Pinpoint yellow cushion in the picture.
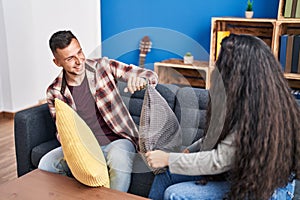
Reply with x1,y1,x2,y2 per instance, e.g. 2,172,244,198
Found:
55,98,109,188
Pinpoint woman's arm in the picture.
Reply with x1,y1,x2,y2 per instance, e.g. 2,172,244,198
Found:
146,132,236,176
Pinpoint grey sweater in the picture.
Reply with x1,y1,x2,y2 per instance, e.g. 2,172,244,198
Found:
169,132,236,175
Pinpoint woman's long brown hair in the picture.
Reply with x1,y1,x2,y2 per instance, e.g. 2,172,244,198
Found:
207,34,300,199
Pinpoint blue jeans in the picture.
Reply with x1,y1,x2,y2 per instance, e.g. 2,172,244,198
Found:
149,170,295,200
148,170,229,200
270,179,295,200
38,139,135,192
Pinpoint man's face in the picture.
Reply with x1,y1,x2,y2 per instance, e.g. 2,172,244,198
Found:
53,38,86,76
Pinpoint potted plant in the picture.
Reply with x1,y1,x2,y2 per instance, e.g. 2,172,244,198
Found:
245,0,254,18
184,52,194,64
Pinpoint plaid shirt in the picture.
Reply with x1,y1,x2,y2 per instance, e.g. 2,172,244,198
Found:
46,57,158,148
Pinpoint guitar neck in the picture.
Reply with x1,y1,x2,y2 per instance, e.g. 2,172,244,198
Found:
139,53,146,68
138,36,151,68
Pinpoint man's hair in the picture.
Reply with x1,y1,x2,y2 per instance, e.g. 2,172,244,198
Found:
206,34,300,199
49,30,77,54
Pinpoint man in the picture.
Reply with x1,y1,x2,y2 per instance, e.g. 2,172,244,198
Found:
38,30,158,192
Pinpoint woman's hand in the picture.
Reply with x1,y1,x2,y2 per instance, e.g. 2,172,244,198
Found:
124,77,147,93
145,150,170,168
182,148,190,153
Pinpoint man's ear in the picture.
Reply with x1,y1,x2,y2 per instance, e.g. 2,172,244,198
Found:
53,58,61,67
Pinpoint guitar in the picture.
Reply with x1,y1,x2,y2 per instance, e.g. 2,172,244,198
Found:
139,36,152,68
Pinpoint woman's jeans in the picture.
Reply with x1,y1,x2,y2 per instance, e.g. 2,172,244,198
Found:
149,169,296,200
38,139,135,192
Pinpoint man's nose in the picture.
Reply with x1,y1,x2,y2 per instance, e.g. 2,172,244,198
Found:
74,55,84,65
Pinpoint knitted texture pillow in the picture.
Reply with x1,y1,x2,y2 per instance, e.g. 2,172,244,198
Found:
55,98,110,187
139,86,182,174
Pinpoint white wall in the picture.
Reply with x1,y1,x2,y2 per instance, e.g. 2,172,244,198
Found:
0,0,101,112
0,0,4,112
0,0,12,112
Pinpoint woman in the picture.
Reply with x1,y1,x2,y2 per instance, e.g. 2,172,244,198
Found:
145,34,300,200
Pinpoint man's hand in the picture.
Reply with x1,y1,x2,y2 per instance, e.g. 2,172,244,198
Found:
56,133,61,143
124,77,147,94
145,150,170,169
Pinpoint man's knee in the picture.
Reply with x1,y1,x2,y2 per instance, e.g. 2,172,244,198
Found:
105,141,135,172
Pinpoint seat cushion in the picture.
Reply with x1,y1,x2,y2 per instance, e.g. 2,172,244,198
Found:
128,154,155,197
31,139,60,168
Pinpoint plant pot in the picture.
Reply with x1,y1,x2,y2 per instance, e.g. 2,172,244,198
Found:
184,55,194,64
245,11,254,18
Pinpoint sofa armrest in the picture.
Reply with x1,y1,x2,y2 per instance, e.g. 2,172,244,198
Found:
14,103,57,177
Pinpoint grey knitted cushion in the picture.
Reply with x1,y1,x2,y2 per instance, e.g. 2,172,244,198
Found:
139,86,182,174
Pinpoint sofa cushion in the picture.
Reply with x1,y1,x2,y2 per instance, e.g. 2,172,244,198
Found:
174,87,209,149
31,139,60,168
55,98,110,187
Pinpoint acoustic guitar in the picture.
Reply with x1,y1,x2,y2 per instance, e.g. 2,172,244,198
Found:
138,36,152,68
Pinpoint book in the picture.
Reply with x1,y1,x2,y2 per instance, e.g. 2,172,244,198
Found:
216,31,230,58
285,34,295,73
298,50,300,73
291,0,298,17
291,35,300,73
296,0,300,18
279,34,288,71
284,0,293,17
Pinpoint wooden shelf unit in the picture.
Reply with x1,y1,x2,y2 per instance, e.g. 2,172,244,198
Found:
154,60,210,89
209,17,276,67
277,0,300,21
273,21,300,58
209,0,300,88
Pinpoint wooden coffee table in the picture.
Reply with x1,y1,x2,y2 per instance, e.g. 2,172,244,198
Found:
0,169,149,200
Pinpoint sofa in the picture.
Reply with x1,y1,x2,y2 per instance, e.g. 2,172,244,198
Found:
14,82,209,197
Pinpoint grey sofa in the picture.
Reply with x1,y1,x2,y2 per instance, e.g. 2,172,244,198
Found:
14,82,209,197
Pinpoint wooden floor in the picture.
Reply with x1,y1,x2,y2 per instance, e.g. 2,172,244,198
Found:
0,116,17,185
